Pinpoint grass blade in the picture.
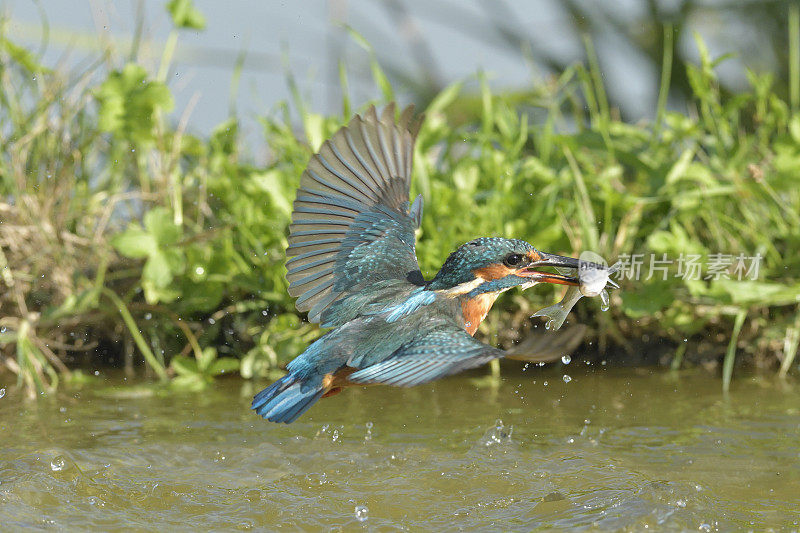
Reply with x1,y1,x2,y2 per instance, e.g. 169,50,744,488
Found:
722,310,747,392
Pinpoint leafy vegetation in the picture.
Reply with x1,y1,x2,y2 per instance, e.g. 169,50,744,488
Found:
1,5,799,396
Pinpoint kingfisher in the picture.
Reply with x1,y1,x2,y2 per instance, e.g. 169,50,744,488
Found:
252,104,583,424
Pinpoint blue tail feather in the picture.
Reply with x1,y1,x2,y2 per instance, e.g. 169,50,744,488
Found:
251,374,324,424
281,389,326,423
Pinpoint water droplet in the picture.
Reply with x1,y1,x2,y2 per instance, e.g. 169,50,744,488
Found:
261,310,268,316
600,290,610,311
144,313,152,320
478,419,513,447
50,456,66,472
88,496,105,507
563,374,572,383
364,421,373,442
561,355,572,365
544,319,554,330
194,266,205,276
354,505,369,522
208,318,216,325
0,388,5,399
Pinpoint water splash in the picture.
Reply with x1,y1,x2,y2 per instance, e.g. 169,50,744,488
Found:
354,505,369,522
561,355,572,365
563,374,572,383
50,456,66,472
0,388,5,399
315,424,343,443
478,419,514,448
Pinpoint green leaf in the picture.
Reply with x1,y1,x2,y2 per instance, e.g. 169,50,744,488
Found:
111,225,157,258
162,247,186,275
1,37,50,73
143,251,174,288
170,354,198,376
253,171,293,217
95,64,174,144
144,207,182,245
646,223,707,256
170,374,208,391
790,114,800,144
166,0,207,30
370,56,394,102
427,81,464,114
142,280,181,305
344,25,371,52
621,279,675,318
664,147,695,184
207,357,240,376
174,280,224,313
711,280,800,307
197,347,217,371
452,166,478,194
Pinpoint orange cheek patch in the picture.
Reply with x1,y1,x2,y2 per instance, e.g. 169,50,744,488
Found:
474,263,514,281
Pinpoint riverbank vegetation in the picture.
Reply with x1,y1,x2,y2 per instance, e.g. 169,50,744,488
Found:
1,4,799,396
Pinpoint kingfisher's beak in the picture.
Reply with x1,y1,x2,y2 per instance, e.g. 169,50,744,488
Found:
517,251,581,286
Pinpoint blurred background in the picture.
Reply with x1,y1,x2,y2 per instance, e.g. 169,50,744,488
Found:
3,0,793,149
1,0,799,395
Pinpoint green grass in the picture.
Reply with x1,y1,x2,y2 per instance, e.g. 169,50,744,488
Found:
1,6,800,396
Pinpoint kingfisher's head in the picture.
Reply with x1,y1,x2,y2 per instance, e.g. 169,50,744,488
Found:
427,237,581,296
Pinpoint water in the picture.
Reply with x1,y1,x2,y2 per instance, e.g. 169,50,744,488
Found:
1,367,799,530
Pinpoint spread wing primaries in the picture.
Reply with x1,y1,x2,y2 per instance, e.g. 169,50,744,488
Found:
347,327,505,387
286,104,424,324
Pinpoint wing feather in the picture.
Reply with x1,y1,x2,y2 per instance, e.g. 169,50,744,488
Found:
286,104,425,324
348,327,504,387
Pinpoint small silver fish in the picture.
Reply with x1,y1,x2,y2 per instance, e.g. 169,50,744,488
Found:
531,260,620,331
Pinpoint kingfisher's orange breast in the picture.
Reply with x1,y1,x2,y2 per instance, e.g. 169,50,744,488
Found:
461,292,500,335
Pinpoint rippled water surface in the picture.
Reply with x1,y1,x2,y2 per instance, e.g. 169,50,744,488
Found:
1,366,799,531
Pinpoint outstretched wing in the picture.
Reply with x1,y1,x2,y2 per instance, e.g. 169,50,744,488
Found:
285,104,424,324
347,326,505,387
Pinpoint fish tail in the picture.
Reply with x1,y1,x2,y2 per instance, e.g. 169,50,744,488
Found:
251,374,325,424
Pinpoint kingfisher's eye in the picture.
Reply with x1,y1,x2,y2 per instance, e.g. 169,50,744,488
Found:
504,253,524,267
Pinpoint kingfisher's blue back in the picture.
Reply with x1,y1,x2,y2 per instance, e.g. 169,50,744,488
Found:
252,104,584,423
